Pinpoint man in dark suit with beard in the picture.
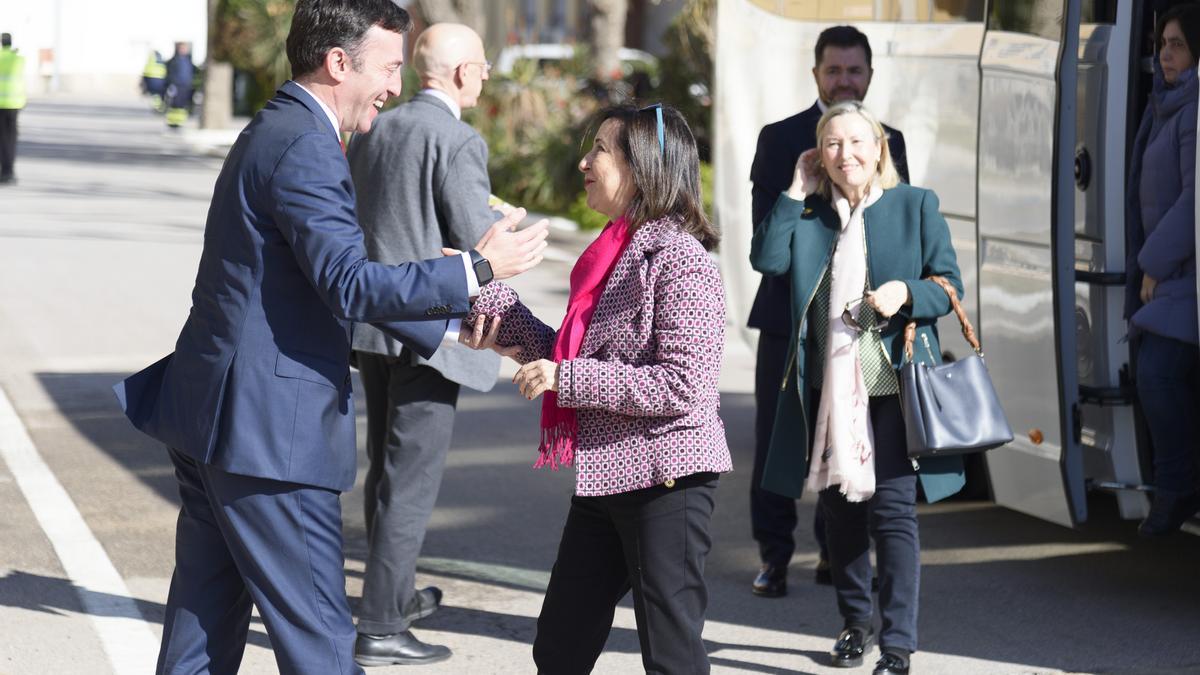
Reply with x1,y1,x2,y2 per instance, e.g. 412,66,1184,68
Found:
748,25,909,599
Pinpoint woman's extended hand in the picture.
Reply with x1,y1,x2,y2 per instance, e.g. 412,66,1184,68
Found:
514,359,559,400
787,148,821,201
865,280,911,318
459,314,522,358
1140,274,1158,304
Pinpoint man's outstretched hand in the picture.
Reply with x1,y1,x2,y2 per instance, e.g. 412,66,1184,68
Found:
473,209,549,280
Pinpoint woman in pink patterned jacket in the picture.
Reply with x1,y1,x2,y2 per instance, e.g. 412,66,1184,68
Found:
460,103,731,674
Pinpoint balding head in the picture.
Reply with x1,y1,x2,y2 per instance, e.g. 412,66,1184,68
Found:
412,23,489,110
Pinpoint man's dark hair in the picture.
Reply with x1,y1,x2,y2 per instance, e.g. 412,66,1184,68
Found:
1,34,11,48
286,0,413,79
1157,3,1200,66
814,25,872,69
593,103,720,251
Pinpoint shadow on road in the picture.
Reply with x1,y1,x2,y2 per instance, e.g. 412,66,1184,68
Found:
28,369,1200,673
0,570,274,651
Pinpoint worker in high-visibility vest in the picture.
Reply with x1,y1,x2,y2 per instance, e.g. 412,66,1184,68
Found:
0,32,25,185
142,51,167,112
164,41,194,128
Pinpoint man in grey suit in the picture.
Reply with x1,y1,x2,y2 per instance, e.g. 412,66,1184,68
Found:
346,23,501,666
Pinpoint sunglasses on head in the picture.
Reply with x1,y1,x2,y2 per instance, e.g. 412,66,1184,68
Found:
640,102,664,156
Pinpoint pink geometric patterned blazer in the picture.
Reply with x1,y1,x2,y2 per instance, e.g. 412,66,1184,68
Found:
466,216,733,496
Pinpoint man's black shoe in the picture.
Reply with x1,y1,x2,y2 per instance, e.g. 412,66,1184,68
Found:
354,630,451,666
830,626,875,668
402,586,442,624
873,650,910,674
1139,490,1200,537
752,564,787,597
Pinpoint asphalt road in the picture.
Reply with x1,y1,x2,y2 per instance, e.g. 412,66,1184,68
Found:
0,96,1197,675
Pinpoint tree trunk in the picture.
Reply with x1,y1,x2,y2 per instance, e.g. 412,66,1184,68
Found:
454,0,487,37
415,0,459,24
415,0,486,37
590,0,628,82
201,0,233,129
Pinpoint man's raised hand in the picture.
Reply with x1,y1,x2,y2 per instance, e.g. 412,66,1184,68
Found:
474,208,549,280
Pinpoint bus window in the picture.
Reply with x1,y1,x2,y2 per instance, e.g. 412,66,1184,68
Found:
1081,0,1117,24
877,0,985,22
988,0,1064,40
748,0,985,22
745,0,873,21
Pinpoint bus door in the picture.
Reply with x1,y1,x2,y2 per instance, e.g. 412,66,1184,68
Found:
1070,2,1148,521
976,0,1087,526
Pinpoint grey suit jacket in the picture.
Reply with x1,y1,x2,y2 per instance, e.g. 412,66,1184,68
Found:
348,91,501,392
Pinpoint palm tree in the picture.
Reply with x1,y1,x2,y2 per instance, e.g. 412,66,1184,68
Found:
589,0,628,82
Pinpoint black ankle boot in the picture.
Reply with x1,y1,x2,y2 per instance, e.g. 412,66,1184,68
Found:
1139,490,1200,537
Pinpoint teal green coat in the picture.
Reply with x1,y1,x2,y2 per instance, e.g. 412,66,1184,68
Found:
749,183,966,503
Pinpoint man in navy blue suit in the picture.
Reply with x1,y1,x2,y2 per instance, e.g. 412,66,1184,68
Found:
748,25,909,600
114,2,547,672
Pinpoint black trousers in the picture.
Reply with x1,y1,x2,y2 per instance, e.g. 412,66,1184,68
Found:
0,108,17,179
751,332,829,566
819,395,919,653
534,473,719,675
355,351,460,635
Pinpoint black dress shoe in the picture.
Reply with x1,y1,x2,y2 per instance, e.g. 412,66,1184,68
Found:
830,626,875,668
402,586,443,624
752,564,787,597
354,630,451,666
873,651,910,674
1139,491,1200,537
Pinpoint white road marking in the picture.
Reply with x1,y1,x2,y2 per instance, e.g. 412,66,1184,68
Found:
0,385,158,674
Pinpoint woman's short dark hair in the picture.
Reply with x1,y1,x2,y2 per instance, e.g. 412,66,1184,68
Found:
286,0,413,79
595,104,720,251
814,25,873,70
1157,3,1200,62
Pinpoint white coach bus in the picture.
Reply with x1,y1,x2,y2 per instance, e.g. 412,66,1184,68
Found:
714,0,1200,530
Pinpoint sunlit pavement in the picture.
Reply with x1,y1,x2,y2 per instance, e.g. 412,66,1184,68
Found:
0,95,1197,675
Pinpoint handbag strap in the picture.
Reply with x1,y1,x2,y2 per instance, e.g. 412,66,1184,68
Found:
902,275,981,361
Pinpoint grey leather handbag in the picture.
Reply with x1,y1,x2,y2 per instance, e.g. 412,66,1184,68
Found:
899,276,1013,459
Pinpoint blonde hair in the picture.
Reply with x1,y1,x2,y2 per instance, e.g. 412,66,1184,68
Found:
813,101,900,201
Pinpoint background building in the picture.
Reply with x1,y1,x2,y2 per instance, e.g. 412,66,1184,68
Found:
0,0,207,97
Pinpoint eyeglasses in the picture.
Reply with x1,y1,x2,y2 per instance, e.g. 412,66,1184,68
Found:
841,298,887,334
640,102,664,156
461,61,492,75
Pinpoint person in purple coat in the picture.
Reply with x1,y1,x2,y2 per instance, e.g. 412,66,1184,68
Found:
1125,3,1200,536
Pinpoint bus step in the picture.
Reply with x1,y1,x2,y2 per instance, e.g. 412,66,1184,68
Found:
1087,480,1154,493
1079,384,1134,406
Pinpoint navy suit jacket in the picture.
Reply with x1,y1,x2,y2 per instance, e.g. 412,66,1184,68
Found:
115,81,470,492
748,102,909,336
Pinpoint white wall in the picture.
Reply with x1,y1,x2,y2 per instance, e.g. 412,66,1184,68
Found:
0,0,207,97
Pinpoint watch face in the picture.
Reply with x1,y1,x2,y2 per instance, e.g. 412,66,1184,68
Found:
474,258,493,285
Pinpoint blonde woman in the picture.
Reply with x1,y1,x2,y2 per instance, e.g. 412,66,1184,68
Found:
751,101,964,675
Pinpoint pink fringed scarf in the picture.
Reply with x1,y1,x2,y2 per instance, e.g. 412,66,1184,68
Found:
537,216,633,469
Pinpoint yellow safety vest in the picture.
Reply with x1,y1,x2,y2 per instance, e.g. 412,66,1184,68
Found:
143,55,166,80
0,48,26,110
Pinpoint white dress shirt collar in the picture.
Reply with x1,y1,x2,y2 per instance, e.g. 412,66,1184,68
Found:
293,81,342,138
420,88,461,120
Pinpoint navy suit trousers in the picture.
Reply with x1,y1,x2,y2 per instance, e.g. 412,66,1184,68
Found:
752,333,830,566
158,449,362,675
